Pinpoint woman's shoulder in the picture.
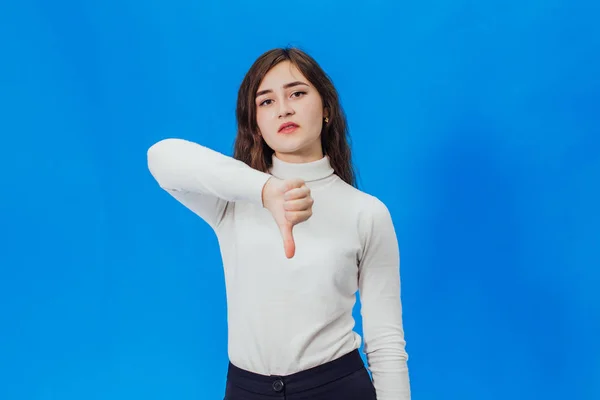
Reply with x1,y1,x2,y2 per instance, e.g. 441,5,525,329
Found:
331,177,392,220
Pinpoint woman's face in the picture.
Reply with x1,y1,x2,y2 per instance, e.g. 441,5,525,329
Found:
255,61,328,163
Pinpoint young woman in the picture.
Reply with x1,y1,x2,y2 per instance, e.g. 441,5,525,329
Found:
147,47,410,399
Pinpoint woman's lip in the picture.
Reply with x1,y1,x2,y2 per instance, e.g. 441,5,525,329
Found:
279,124,299,134
278,123,299,132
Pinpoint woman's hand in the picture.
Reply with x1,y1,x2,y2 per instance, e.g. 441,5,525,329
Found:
262,177,314,258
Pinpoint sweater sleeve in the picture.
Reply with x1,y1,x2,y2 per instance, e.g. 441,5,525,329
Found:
147,138,272,229
358,197,411,400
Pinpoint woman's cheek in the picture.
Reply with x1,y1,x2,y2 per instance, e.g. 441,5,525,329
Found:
257,109,278,133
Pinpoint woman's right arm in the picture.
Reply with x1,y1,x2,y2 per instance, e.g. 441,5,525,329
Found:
147,138,272,229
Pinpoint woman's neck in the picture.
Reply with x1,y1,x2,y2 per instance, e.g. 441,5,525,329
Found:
274,151,324,164
270,154,334,182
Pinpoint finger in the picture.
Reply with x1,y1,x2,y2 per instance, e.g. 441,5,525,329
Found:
279,223,296,259
283,178,306,192
285,210,312,225
284,186,310,201
284,197,313,211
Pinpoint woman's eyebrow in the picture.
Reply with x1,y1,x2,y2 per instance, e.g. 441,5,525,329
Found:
256,81,309,98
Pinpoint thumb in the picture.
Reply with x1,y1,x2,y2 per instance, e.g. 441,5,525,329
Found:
279,222,296,259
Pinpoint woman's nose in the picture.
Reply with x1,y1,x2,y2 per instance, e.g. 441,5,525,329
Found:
278,100,295,118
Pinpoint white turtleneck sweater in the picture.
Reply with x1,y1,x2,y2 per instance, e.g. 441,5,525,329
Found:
147,138,410,399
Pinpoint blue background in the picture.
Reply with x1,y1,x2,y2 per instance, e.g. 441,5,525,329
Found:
1,1,598,399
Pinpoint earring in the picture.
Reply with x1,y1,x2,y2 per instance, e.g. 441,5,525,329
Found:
324,117,329,123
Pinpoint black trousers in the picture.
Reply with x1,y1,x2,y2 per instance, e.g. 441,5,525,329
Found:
224,349,377,400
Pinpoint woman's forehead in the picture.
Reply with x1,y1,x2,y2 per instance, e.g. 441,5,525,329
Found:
258,61,309,91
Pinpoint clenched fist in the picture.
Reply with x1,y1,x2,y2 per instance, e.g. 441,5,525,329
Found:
262,177,314,258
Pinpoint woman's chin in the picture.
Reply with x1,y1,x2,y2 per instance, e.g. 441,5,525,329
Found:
271,140,305,154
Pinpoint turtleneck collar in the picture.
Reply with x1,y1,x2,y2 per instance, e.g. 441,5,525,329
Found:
269,154,335,182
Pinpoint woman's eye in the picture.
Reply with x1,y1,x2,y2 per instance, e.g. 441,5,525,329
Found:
292,91,306,98
259,99,273,106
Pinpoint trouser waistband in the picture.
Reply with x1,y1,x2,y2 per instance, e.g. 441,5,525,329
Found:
226,349,365,395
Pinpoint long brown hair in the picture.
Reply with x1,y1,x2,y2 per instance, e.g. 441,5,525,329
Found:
233,47,357,187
